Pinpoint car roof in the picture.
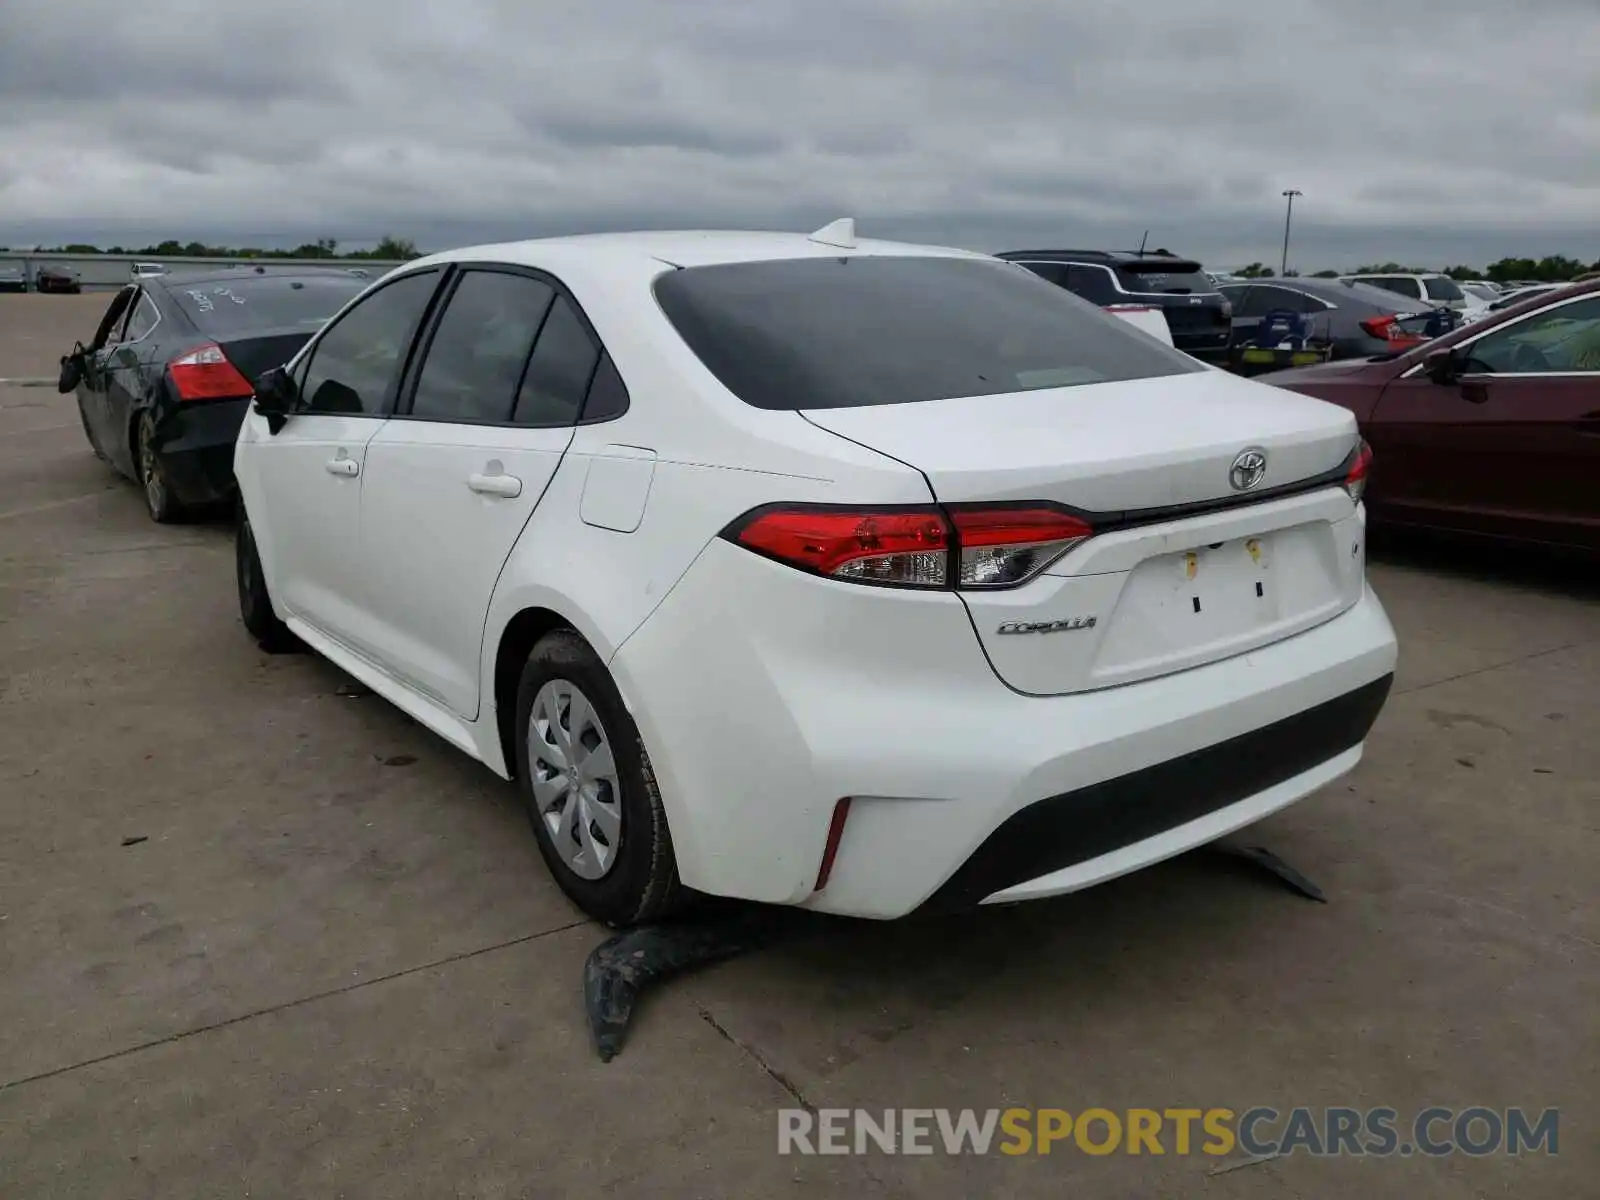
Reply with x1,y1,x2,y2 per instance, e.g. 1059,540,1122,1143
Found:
406,229,990,273
146,265,371,289
996,249,1201,269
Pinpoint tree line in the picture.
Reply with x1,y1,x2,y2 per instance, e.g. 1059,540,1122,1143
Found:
0,236,421,260
1231,254,1599,283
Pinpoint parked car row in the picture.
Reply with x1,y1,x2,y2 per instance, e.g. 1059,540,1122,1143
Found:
53,223,1592,931
0,263,84,293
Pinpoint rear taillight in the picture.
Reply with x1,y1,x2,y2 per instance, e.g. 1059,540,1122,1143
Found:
1359,315,1406,342
1345,439,1373,503
948,506,1093,588
168,343,253,401
724,503,1091,591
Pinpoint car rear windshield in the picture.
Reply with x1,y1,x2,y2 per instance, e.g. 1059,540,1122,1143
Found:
168,274,368,336
652,256,1204,411
1113,261,1217,295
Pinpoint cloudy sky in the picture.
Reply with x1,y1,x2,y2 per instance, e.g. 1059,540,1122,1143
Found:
1,0,1596,271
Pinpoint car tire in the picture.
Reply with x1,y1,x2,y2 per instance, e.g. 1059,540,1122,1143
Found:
514,629,684,927
134,411,183,524
236,505,299,653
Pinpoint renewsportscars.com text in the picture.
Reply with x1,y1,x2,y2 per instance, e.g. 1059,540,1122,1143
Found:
777,1106,1560,1158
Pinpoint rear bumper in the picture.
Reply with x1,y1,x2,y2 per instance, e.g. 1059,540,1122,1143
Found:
155,398,250,503
920,673,1390,912
610,538,1399,919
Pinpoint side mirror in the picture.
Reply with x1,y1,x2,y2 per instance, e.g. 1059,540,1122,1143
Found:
252,366,298,434
1422,348,1459,384
57,350,84,394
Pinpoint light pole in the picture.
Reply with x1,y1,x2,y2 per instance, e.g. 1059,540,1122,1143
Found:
1280,189,1302,276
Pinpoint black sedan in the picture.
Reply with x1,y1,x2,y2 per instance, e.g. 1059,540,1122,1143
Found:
57,266,369,522
36,264,82,293
1218,277,1452,368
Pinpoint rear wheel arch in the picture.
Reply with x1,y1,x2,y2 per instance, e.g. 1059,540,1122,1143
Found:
493,607,575,780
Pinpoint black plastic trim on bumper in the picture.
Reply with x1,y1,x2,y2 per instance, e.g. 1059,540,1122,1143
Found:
918,672,1394,914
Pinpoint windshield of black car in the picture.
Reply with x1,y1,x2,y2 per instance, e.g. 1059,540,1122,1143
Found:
653,255,1206,411
168,275,367,335
1113,262,1217,295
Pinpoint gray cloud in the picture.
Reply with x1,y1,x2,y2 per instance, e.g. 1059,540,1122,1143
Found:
0,0,1595,270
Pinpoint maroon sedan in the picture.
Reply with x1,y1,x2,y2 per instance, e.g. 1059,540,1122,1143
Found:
1266,280,1600,554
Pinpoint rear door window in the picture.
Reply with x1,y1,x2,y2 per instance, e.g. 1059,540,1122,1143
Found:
407,270,555,423
122,292,161,341
513,296,601,427
653,255,1203,411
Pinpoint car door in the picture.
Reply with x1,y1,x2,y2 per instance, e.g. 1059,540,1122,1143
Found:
355,266,607,719
76,288,137,464
1370,293,1600,548
248,267,444,654
103,289,165,472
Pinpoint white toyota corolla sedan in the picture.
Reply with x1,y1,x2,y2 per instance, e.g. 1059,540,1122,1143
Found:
233,221,1398,926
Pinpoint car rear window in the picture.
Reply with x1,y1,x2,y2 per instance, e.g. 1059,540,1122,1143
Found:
168,274,368,335
652,256,1203,411
1113,262,1216,295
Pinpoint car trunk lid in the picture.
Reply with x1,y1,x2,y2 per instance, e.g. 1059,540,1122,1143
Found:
802,372,1366,694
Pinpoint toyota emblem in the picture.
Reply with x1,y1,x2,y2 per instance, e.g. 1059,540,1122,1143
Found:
1229,447,1268,492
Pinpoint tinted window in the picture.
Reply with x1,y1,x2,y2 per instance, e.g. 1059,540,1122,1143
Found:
582,353,630,421
170,275,367,337
409,271,554,423
1114,262,1216,295
299,270,440,415
513,296,600,426
654,255,1202,411
1462,296,1600,374
92,288,136,348
1236,287,1282,318
1066,265,1116,305
1264,287,1318,315
1423,276,1465,302
1365,277,1423,300
123,294,160,341
1020,262,1071,288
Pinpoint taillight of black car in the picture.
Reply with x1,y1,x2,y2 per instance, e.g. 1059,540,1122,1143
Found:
721,503,1093,591
167,343,254,401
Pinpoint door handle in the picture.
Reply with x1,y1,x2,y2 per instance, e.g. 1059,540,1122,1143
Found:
325,457,359,477
468,472,523,498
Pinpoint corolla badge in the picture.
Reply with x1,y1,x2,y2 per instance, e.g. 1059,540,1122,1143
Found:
996,616,1098,635
1228,447,1268,492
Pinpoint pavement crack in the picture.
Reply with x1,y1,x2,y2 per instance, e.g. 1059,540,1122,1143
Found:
696,1003,816,1114
1392,637,1600,698
0,920,589,1093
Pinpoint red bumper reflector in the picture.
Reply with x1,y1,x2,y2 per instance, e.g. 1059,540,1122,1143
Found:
814,798,853,891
